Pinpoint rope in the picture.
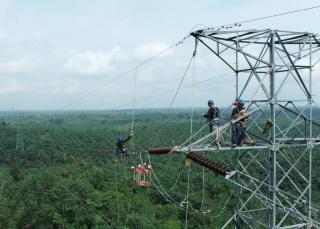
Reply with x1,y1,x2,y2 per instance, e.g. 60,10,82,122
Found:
185,40,197,229
190,40,197,144
168,54,195,112
168,167,184,192
131,68,137,135
185,162,191,229
149,47,197,147
129,68,137,158
114,157,120,226
212,191,234,218
201,166,205,210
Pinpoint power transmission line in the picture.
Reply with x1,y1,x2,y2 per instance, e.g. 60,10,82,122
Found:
57,4,320,111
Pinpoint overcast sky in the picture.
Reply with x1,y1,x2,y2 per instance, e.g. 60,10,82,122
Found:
0,0,320,110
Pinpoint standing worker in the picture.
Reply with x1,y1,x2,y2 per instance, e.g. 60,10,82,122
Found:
231,99,251,147
203,100,221,146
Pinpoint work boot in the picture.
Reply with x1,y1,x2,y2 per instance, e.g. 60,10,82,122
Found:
243,138,254,145
231,143,237,148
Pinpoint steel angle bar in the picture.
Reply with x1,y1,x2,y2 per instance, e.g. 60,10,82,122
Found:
274,122,291,140
197,38,236,72
275,30,313,36
237,212,269,228
275,46,300,59
276,68,310,73
275,43,307,97
277,185,310,227
247,112,264,133
237,67,270,73
313,57,320,67
279,104,320,127
274,44,319,61
277,99,310,103
285,109,303,140
276,192,311,227
280,148,309,183
277,106,306,138
279,223,307,229
246,151,268,173
238,162,269,201
198,29,265,36
227,31,256,40
198,34,272,66
236,30,271,42
233,32,270,52
235,167,311,206
218,44,235,55
276,160,306,197
299,47,320,60
241,53,270,98
275,39,307,67
241,207,269,213
279,105,308,139
275,32,311,98
279,34,309,43
234,181,316,226
312,35,320,48
245,130,270,144
239,39,270,98
276,119,305,141
222,176,270,229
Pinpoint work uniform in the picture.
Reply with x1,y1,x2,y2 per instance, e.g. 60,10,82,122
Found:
116,135,132,156
203,106,220,133
231,106,247,145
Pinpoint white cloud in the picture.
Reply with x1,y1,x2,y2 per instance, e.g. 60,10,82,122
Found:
0,59,37,74
134,41,173,59
64,47,128,75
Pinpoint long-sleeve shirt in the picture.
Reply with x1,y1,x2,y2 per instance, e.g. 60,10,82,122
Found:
231,106,248,123
116,135,132,150
203,107,219,120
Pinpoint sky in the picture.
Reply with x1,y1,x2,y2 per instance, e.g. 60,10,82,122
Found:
0,0,320,110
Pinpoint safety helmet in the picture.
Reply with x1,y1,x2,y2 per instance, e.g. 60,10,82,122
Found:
116,136,123,143
238,99,245,106
207,100,214,105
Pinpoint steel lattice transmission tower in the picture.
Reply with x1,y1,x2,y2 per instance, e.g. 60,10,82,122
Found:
161,29,320,228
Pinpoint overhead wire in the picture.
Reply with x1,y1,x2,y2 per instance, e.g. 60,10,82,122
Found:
0,4,316,116
185,40,197,229
60,36,190,110
57,4,320,112
203,4,320,31
105,71,233,110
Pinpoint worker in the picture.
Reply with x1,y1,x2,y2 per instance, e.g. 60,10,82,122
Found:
231,99,251,147
203,100,220,132
203,100,221,146
116,132,133,159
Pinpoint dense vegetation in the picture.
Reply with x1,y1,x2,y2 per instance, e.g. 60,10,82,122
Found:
0,109,319,228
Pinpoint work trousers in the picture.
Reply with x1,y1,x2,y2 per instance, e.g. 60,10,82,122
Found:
232,122,246,145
